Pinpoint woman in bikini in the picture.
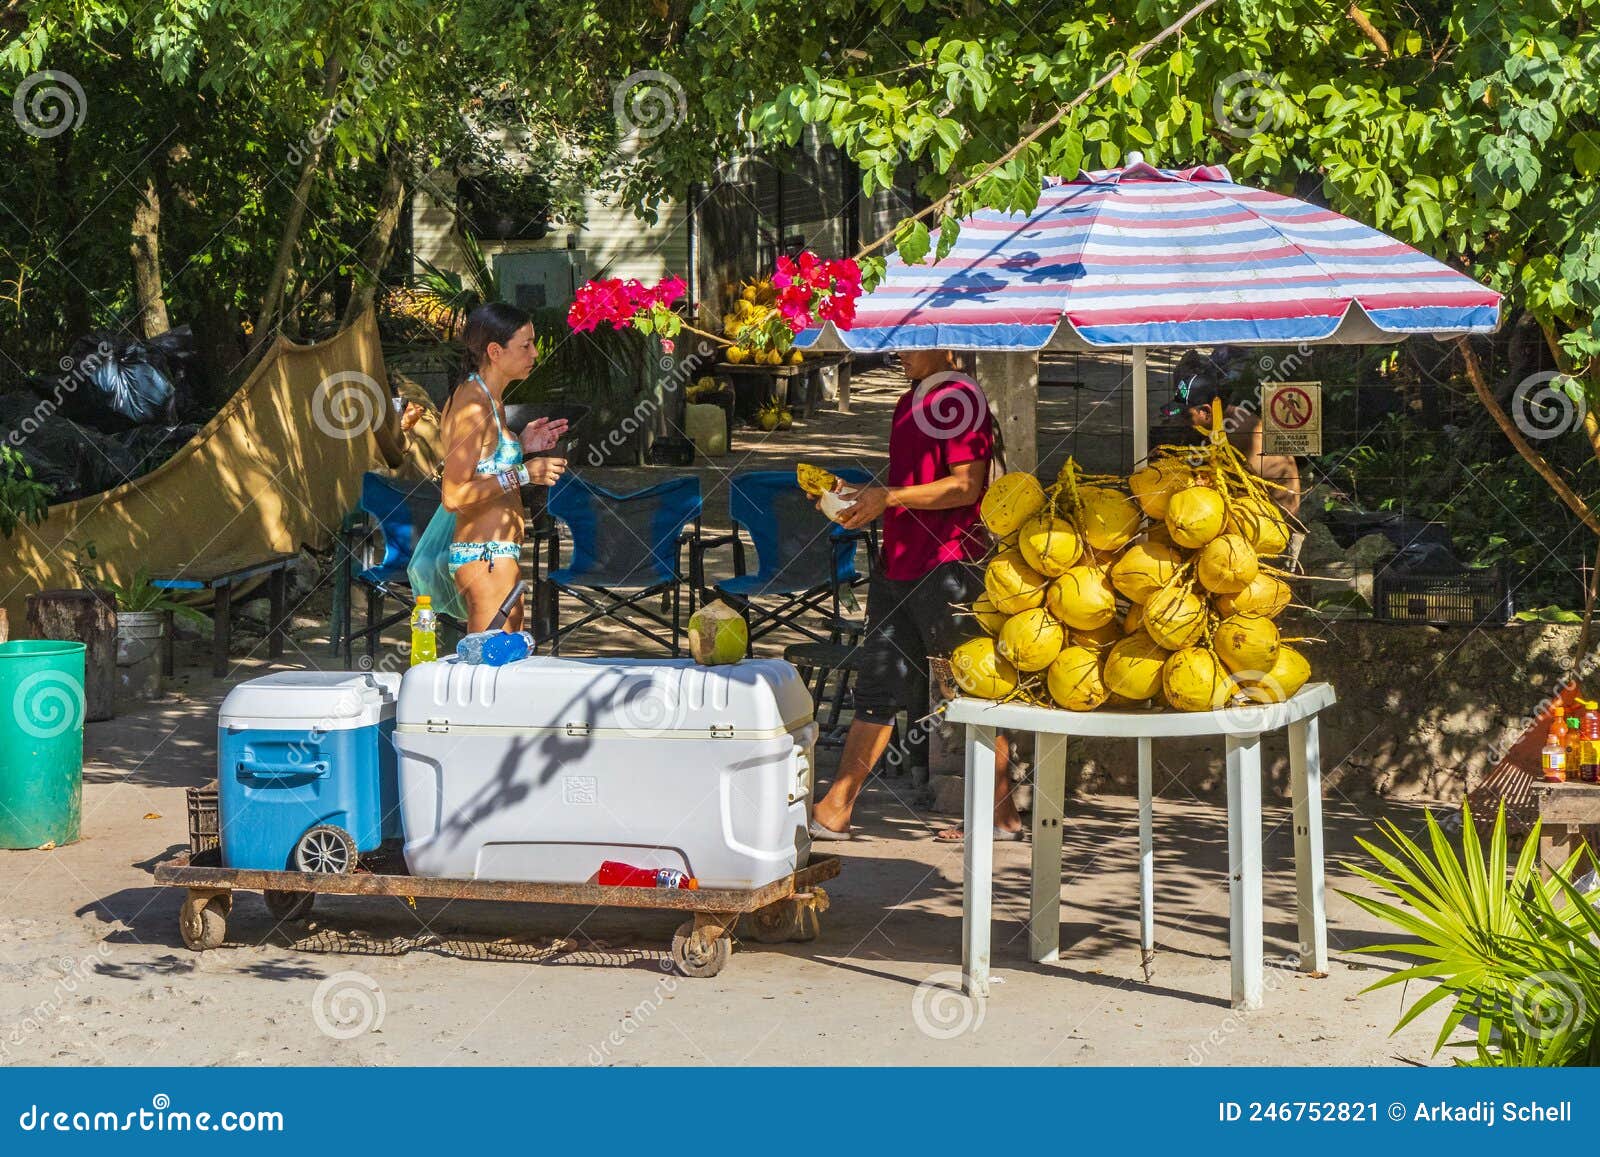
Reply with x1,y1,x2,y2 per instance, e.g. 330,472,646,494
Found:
441,303,568,632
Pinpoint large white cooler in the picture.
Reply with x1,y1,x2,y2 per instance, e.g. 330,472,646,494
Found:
394,656,817,888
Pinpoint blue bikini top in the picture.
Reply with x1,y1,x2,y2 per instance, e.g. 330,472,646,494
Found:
468,373,523,475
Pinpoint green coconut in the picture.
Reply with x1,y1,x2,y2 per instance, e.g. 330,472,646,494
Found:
687,600,749,665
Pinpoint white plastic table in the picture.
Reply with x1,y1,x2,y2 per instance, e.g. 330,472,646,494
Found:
948,682,1336,1010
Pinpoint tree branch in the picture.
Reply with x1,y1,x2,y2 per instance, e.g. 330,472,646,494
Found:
1346,4,1390,56
856,0,1223,259
1457,337,1600,534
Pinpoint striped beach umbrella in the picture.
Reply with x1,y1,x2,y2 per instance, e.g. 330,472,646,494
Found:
795,158,1501,461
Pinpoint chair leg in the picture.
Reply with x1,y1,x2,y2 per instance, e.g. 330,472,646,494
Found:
366,588,381,662
212,585,231,679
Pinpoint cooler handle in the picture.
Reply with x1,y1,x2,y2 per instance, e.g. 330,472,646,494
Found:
237,759,329,780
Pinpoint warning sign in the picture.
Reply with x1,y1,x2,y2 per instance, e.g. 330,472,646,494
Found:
1262,382,1321,455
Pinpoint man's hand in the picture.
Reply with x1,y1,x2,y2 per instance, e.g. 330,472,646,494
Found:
838,485,889,529
520,416,569,453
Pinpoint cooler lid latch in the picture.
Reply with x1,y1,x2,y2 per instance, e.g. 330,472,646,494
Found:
426,718,450,734
709,723,735,739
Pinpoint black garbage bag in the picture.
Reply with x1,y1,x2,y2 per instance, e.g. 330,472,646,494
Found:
144,326,201,417
116,422,200,474
13,414,141,502
1381,542,1467,576
50,330,179,432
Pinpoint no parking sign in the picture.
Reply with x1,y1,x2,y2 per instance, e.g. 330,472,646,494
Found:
1261,381,1321,455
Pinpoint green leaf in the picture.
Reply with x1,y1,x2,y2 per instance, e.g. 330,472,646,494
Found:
895,218,932,265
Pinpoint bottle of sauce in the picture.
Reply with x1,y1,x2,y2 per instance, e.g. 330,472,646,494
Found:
1582,709,1600,784
1542,722,1569,783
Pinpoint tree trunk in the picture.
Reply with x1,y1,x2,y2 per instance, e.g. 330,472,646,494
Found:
26,589,116,722
343,142,408,326
129,174,170,338
256,57,343,339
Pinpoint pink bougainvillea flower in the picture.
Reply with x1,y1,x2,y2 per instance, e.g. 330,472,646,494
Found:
660,338,674,354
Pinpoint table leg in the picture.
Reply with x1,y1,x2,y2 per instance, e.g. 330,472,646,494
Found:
1029,731,1066,964
211,584,231,679
1225,732,1264,1011
1138,736,1155,977
961,723,997,998
1289,715,1329,974
267,568,287,660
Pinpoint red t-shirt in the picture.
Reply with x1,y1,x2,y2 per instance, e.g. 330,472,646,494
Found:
880,375,995,581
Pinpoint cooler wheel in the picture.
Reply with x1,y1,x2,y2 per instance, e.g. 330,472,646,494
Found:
294,825,357,875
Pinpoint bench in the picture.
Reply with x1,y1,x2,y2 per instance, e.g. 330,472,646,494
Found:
151,552,300,678
1468,764,1599,877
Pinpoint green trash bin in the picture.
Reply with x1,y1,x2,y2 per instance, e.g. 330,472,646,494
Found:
0,639,86,849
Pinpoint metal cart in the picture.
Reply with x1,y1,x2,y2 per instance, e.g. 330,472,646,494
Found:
154,847,838,979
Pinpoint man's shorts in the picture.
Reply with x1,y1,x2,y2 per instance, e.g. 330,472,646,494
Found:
853,561,984,723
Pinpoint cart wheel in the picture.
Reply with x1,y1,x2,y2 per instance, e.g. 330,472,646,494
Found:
264,890,315,922
294,825,357,875
747,902,802,944
671,920,732,978
180,896,227,951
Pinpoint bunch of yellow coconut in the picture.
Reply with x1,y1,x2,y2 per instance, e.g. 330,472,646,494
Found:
722,278,804,366
950,401,1311,713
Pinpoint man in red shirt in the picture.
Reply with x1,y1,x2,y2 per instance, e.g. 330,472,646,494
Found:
810,349,1024,841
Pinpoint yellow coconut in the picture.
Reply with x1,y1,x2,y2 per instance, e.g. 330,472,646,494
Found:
1196,533,1260,595
1226,495,1291,556
1243,644,1311,702
1213,613,1281,676
1046,645,1109,711
949,637,1021,700
984,549,1048,614
1110,539,1186,604
1145,522,1176,549
1104,631,1170,701
980,473,1047,538
1045,565,1117,630
1123,603,1144,634
1016,515,1082,577
1215,572,1292,619
1070,620,1124,653
1143,584,1209,650
1075,486,1143,553
1128,459,1194,519
972,593,1009,636
997,607,1065,672
1165,484,1227,549
1162,647,1234,711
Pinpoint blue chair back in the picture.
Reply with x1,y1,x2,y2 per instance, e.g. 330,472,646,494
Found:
547,474,702,590
727,468,870,596
357,472,442,584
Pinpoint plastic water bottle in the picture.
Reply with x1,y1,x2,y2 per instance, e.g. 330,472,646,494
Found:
455,630,534,665
409,597,437,666
598,860,698,890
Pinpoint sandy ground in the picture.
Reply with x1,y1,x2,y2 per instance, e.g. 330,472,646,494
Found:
0,364,1456,1067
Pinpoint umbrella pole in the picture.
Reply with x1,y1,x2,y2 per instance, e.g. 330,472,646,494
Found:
1132,345,1149,471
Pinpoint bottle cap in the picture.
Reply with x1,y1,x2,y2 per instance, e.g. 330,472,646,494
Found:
417,596,432,607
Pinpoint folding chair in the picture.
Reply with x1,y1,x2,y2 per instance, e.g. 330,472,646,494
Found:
534,474,702,655
696,468,874,648
333,472,466,665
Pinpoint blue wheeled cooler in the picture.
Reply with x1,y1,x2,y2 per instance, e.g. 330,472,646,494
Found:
216,671,400,872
